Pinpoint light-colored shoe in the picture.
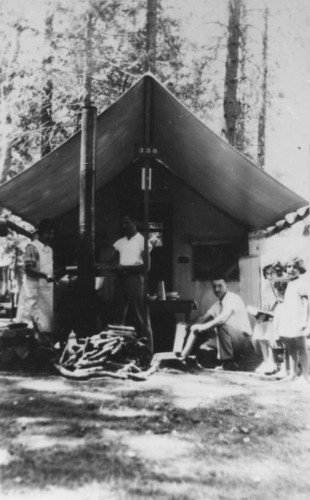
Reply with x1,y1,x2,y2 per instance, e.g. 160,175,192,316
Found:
294,376,309,385
214,364,224,371
278,374,297,383
255,362,267,374
264,363,277,375
275,364,288,380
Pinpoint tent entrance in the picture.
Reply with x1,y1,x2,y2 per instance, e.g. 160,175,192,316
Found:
122,200,173,295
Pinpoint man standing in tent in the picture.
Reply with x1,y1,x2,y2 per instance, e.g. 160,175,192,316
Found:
16,219,55,340
181,276,253,370
110,214,153,364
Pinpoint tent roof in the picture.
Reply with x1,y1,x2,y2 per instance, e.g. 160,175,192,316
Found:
0,74,307,229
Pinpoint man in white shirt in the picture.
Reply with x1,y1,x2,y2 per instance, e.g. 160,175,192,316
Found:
110,214,153,364
181,277,252,370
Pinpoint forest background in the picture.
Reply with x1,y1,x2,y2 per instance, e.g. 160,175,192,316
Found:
0,0,309,264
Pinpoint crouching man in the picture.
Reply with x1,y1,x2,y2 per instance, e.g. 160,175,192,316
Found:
181,276,253,370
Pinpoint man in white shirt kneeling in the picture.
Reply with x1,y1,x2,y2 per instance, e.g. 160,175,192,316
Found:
181,276,253,370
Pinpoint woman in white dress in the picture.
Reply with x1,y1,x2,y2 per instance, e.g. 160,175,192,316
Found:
16,219,55,336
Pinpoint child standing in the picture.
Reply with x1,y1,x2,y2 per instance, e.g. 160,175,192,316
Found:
252,263,279,375
278,257,309,382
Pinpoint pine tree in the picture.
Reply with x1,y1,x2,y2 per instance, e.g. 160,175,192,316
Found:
223,0,242,147
146,0,157,73
0,22,23,183
257,6,269,169
0,0,218,178
40,9,54,157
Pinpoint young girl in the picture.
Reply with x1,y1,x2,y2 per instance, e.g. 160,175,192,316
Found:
278,257,309,382
252,263,279,375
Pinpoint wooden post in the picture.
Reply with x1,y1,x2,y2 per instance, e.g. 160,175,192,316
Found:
143,77,153,340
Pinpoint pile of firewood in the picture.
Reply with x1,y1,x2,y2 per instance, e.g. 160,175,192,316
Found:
54,325,156,381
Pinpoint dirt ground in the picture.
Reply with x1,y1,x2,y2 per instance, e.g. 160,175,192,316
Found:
1,366,310,500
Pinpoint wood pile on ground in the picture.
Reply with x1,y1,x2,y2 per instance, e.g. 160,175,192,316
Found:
55,325,157,381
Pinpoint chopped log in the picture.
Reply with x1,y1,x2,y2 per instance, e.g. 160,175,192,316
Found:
81,336,91,354
85,340,117,355
85,351,109,362
143,358,160,377
58,347,67,365
106,330,136,339
104,360,129,371
107,324,135,332
126,372,147,381
111,342,124,355
90,337,116,347
81,349,99,359
76,359,108,369
96,339,119,355
54,364,128,380
99,331,111,339
75,341,119,364
62,352,82,367
121,361,142,373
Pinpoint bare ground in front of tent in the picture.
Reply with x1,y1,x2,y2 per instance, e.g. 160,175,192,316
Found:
1,368,310,500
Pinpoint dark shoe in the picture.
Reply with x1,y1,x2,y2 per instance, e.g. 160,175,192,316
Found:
222,359,239,371
197,346,217,368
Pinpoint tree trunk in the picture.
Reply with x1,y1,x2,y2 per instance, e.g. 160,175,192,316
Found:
40,12,54,157
0,107,13,184
146,0,157,73
83,10,94,107
0,26,22,183
257,7,269,169
223,0,242,147
235,1,247,153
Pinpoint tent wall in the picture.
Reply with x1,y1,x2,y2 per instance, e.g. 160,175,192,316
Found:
170,174,247,313
54,161,248,315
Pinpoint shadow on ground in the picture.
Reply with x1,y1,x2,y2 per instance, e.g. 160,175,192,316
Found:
1,372,310,500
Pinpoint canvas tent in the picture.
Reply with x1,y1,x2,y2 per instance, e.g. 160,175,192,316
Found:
0,73,307,230
1,73,308,347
